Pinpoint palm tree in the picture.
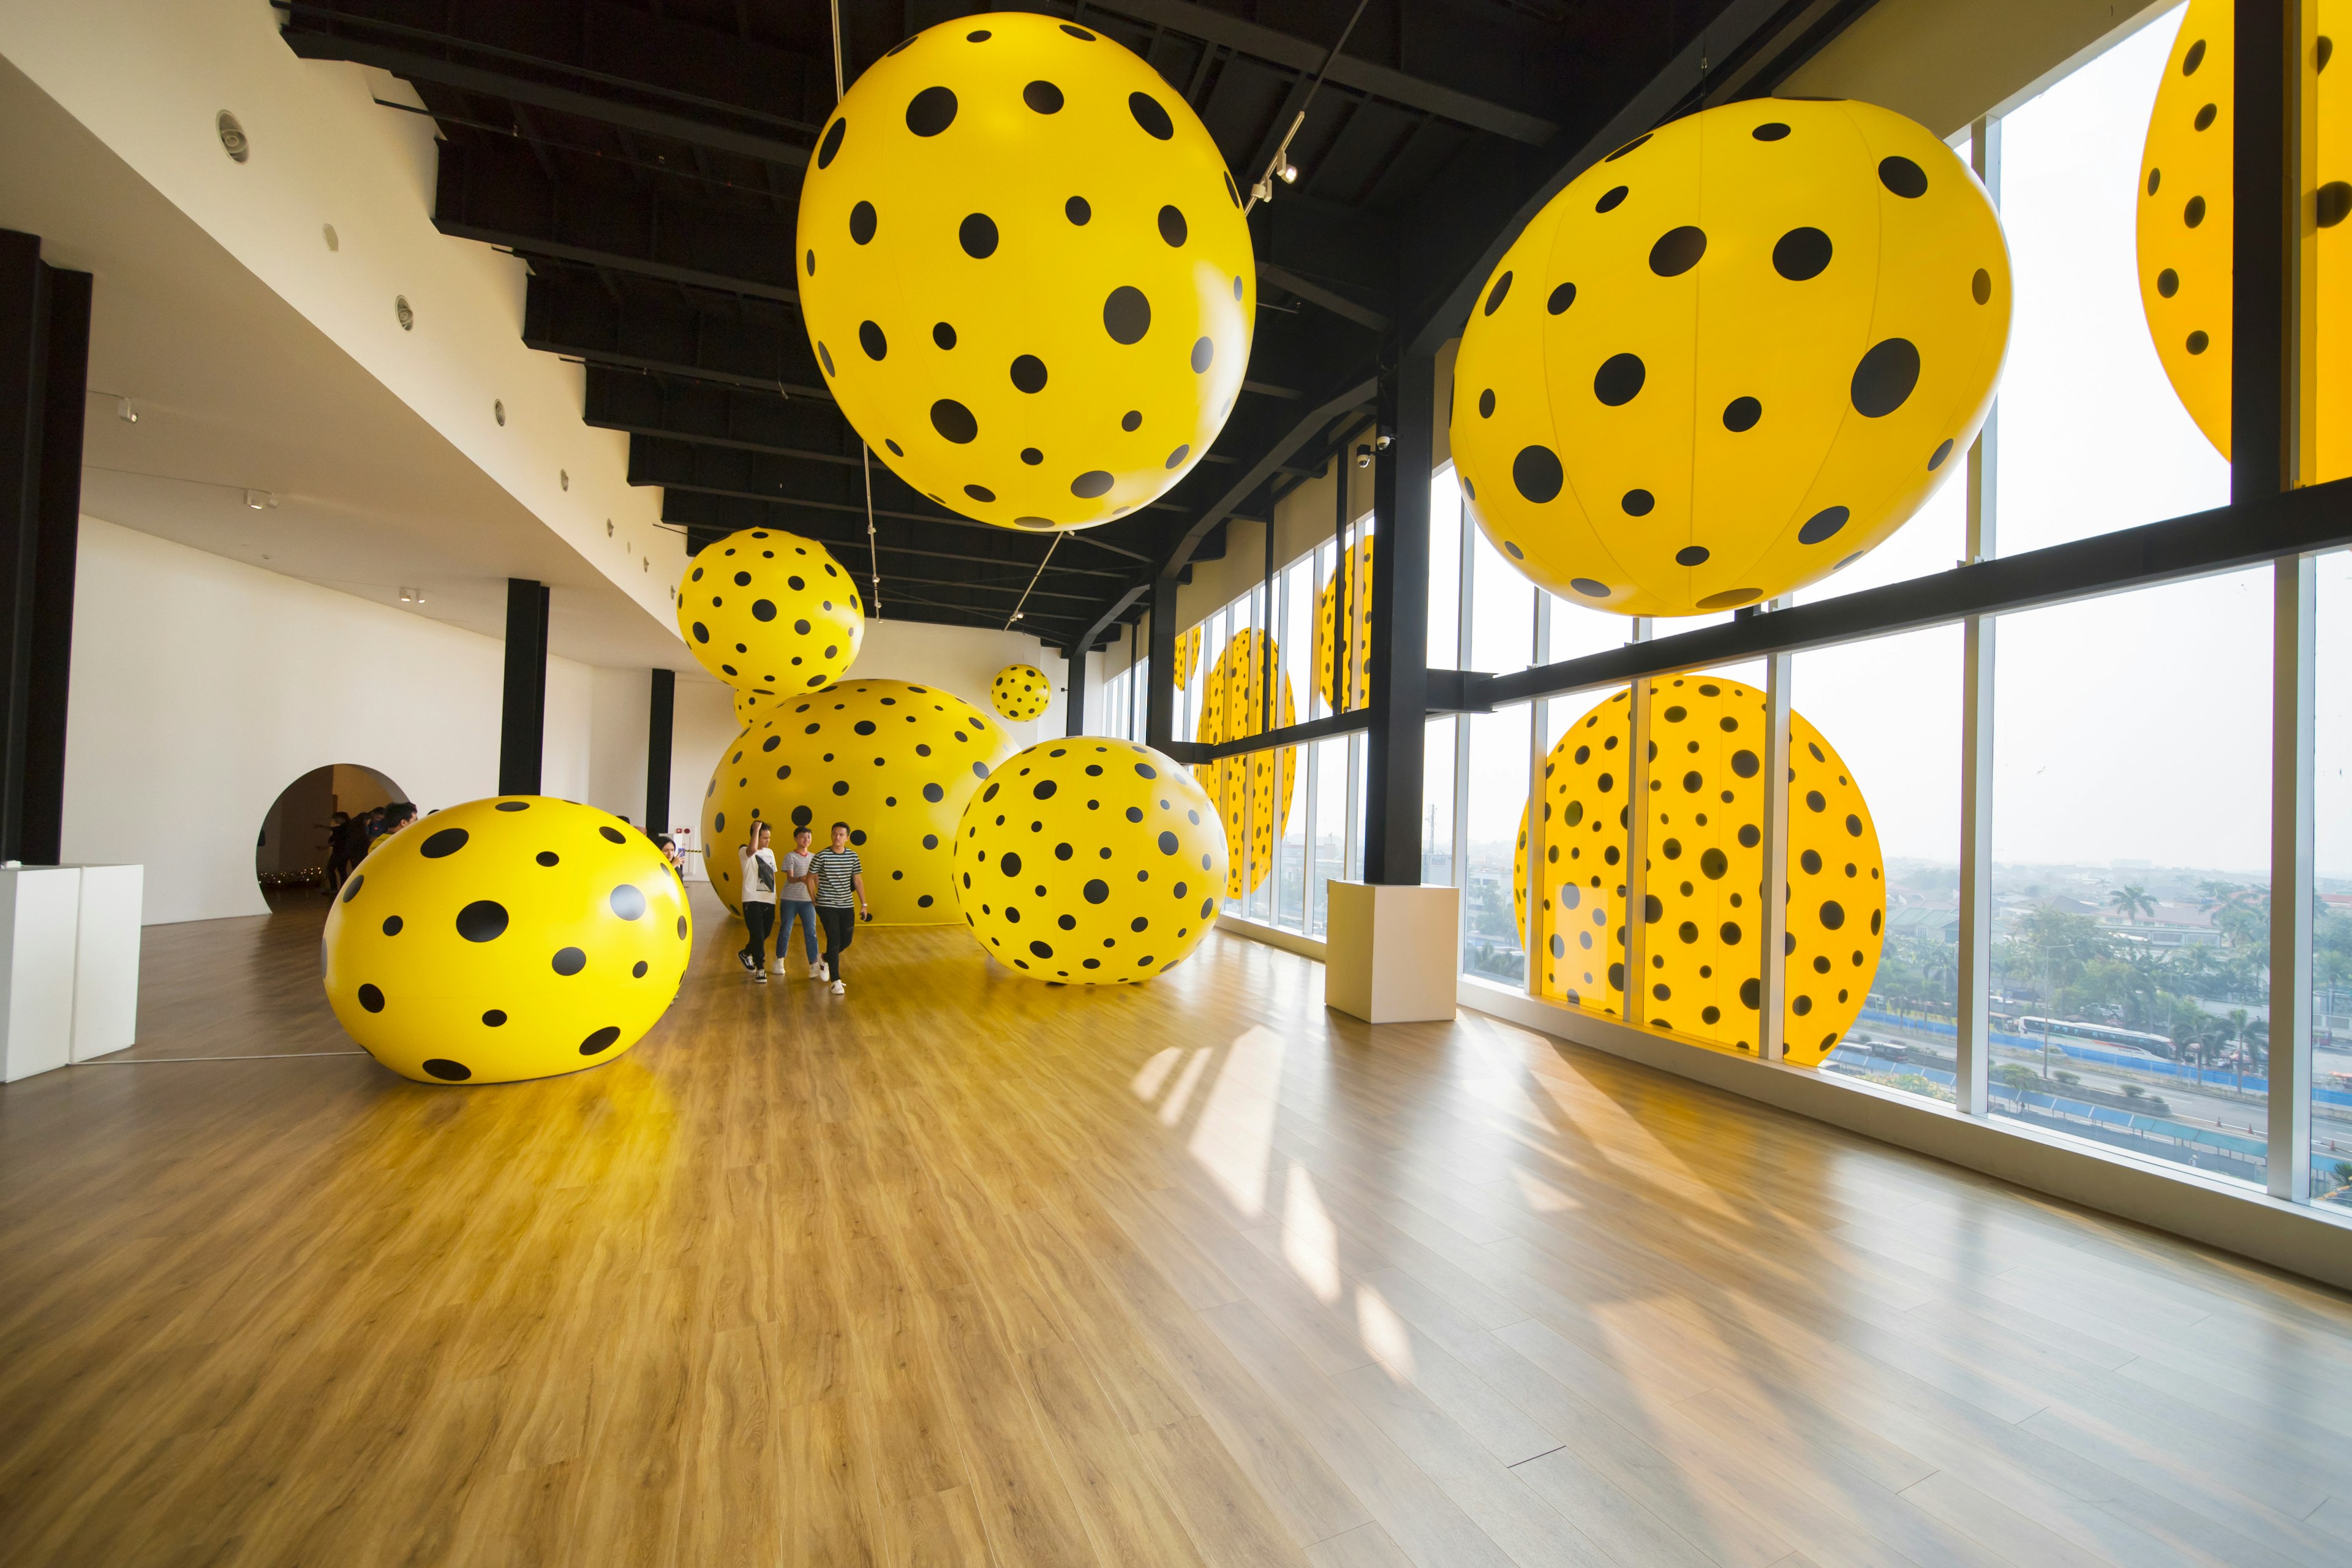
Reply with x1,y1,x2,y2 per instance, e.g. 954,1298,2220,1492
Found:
2110,884,2157,924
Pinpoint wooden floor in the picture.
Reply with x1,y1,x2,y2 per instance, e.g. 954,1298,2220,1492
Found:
4,892,2352,1567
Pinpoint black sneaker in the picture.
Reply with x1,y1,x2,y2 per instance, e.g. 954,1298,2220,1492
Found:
737,948,756,973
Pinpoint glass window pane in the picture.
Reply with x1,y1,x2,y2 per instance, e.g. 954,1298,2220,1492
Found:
1429,468,1463,668
1279,734,1308,931
1469,530,1535,675
1463,704,1530,984
1547,593,1624,665
1528,685,1631,1016
1796,456,1967,607
1991,570,2271,1186
2313,552,2352,1208
1423,716,1455,886
1308,736,1350,937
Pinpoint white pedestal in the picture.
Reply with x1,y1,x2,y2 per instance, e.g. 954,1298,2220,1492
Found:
0,865,83,1082
1324,881,1461,1024
66,864,142,1061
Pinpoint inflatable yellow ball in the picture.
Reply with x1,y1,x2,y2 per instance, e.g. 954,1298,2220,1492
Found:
322,797,692,1084
1193,628,1296,895
1311,536,1373,708
733,687,780,726
1454,98,2010,617
1512,679,1883,1066
796,12,1254,530
953,738,1225,982
2138,0,2351,473
991,662,1051,720
676,526,864,693
700,679,1014,922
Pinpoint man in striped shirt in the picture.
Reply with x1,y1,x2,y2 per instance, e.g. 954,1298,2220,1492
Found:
809,821,867,995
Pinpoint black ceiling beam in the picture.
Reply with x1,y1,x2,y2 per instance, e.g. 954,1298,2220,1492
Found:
529,274,823,395
585,370,851,460
1259,262,1389,332
435,138,800,302
658,489,1152,573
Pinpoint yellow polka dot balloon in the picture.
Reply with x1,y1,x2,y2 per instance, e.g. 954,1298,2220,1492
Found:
1192,628,1296,895
1454,99,2010,617
953,738,1225,982
677,527,865,692
700,679,1014,923
322,797,692,1085
733,687,781,726
796,12,1254,530
2138,0,2351,473
991,662,1051,720
1172,624,1201,688
1513,678,1884,1066
1310,536,1373,708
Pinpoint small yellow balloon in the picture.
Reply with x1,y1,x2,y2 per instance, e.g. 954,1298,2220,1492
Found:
1514,678,1884,1067
1310,537,1373,709
953,737,1226,982
322,797,692,1084
677,527,865,692
2137,0,2352,474
1453,98,2010,617
797,11,1255,531
1192,628,1296,895
990,662,1050,720
701,680,1014,923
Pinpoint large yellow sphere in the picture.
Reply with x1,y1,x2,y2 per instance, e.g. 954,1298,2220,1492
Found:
699,679,1014,922
1513,678,1885,1066
322,797,692,1084
953,738,1225,982
676,527,865,692
1454,99,2010,617
1310,537,1373,708
1192,628,1296,895
990,662,1050,720
2138,0,2351,472
796,12,1254,530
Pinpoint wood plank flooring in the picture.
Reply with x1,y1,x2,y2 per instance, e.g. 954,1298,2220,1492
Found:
2,888,2350,1566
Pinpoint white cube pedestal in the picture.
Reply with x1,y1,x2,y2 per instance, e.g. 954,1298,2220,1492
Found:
67,864,143,1061
0,865,84,1082
1324,881,1461,1025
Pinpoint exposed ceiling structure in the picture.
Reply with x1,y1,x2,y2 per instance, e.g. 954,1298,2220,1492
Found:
278,0,1864,654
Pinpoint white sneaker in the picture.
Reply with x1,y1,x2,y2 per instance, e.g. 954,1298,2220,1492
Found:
816,960,829,982
770,959,787,975
831,979,845,995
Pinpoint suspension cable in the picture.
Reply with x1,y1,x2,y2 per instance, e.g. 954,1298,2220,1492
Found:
1245,0,1370,212
1005,532,1064,629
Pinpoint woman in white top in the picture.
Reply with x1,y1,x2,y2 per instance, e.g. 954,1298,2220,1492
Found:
736,820,779,982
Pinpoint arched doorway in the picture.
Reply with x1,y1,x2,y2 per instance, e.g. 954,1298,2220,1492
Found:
255,764,405,911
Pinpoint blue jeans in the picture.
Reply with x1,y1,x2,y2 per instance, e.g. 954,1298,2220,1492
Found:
778,900,821,966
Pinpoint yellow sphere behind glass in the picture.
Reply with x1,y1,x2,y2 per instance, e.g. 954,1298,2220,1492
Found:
676,527,864,692
1192,628,1295,895
1453,98,2010,617
796,12,1254,530
991,662,1050,720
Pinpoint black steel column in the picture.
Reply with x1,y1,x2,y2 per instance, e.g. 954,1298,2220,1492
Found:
499,578,550,795
1363,352,1435,883
2233,0,2291,503
646,667,674,831
0,231,89,864
1064,644,1088,737
1145,571,1178,753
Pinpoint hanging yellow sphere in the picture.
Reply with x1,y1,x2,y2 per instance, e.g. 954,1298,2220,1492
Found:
1311,536,1373,708
676,527,865,692
1513,677,1885,1067
952,738,1226,982
699,679,1014,923
322,797,692,1084
2138,0,2351,472
1453,98,2010,618
1192,628,1297,895
990,662,1051,720
796,11,1254,531
1172,624,1200,688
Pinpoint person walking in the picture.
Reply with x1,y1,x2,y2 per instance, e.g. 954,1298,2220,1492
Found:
775,824,823,978
810,820,867,996
736,820,779,982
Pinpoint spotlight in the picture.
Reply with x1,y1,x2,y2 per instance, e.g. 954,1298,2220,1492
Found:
1280,162,1298,184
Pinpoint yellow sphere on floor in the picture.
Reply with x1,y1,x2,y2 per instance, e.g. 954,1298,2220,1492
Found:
1513,677,1884,1067
796,11,1254,530
322,797,692,1084
1453,98,2010,617
677,527,864,692
1193,628,1295,895
954,738,1225,982
990,662,1050,720
1311,536,1373,709
2138,0,2351,472
701,679,1015,922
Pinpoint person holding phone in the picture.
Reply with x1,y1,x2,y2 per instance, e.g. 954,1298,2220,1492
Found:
736,820,779,982
809,820,867,995
775,824,823,978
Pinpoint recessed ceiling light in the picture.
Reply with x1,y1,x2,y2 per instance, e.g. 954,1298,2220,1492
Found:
322,224,338,252
494,399,505,426
560,469,568,490
216,111,248,164
394,295,413,331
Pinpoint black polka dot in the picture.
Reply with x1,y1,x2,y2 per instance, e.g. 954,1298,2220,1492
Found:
1972,268,1992,304
1083,879,1110,903
1071,470,1114,498
1023,80,1064,114
906,86,957,136
2157,268,2180,298
1723,396,1762,432
1798,506,1850,544
456,900,508,942
1188,336,1213,373
1595,184,1628,213
1066,195,1091,225
382,915,402,935
817,118,846,168
1224,171,1240,206
931,399,978,443
1675,545,1708,566
964,483,996,502
1928,439,1953,470
959,214,998,258
1820,900,1846,930
1164,445,1190,469
1877,156,1928,197
752,599,777,621
420,827,467,858
357,982,385,1012
600,826,625,845
1773,227,1832,281
483,1009,507,1027
2193,102,2217,132
1103,287,1150,344
1570,578,1608,598
2184,37,2207,74
1752,121,1790,141
850,201,876,244
1593,353,1645,405
816,342,835,376
611,885,647,919
1483,271,1512,315
581,1026,622,1056
1649,226,1706,276
859,320,886,360
1157,831,1179,854
1020,448,1042,466
632,960,648,978
1010,355,1048,393
1513,445,1564,503
2187,330,2210,355
1128,92,1174,139
2148,167,2162,195
423,1059,471,1081
552,946,586,976
2185,194,2207,227
1622,489,1654,516
494,801,530,812
1850,338,1920,417
1158,205,1188,246
2320,181,2352,228
924,783,944,802
1547,281,1576,314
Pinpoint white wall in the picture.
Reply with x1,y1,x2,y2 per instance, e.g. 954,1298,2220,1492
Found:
846,617,1099,746
586,665,737,839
